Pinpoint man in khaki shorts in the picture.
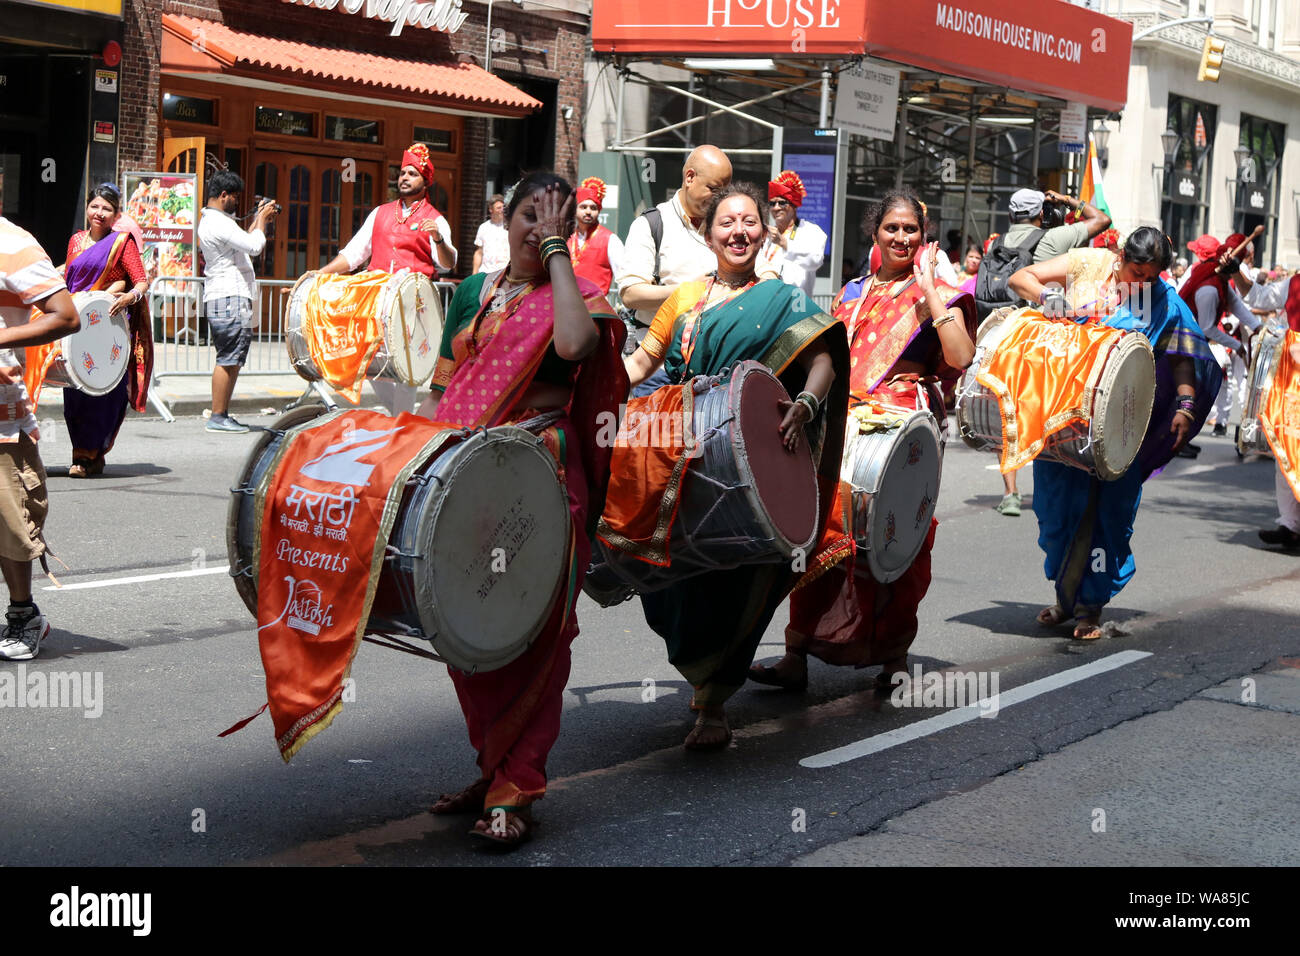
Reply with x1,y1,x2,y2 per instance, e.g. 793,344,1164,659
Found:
0,217,81,660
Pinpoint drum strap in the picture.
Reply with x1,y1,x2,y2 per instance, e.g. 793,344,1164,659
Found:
680,275,755,368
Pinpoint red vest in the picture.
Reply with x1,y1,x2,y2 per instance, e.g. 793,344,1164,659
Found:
570,225,614,296
368,198,442,275
1178,259,1233,320
1286,274,1300,333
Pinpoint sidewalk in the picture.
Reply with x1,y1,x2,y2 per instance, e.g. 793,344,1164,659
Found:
35,372,382,421
793,665,1300,866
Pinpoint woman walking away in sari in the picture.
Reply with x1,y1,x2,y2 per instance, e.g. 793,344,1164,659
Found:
1007,227,1220,639
621,182,850,750
750,188,976,693
32,184,153,477
419,172,628,848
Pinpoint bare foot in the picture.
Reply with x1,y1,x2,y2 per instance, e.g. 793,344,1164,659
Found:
684,706,732,751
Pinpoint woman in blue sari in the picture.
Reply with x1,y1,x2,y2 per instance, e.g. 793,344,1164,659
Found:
619,183,849,748
1009,227,1221,639
41,184,153,477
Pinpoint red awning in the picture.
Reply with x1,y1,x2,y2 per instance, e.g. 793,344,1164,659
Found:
161,14,541,118
592,0,1131,112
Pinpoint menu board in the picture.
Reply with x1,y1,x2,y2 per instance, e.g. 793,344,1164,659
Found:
122,171,198,278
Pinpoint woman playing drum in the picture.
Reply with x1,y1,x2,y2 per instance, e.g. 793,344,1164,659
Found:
37,185,153,477
1007,228,1220,640
750,188,976,692
621,182,850,750
418,172,628,847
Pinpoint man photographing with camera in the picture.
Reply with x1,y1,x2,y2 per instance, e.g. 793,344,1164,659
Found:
198,170,279,434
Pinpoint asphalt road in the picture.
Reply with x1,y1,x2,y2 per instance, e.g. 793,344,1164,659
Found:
2,411,1297,866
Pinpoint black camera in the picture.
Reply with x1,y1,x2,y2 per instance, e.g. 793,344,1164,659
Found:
1041,199,1067,229
255,195,283,214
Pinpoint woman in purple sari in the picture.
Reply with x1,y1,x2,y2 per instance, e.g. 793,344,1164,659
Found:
49,185,153,477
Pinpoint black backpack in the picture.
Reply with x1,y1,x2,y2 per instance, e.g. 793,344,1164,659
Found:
974,228,1045,319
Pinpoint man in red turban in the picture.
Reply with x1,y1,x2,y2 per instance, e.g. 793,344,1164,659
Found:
757,169,826,296
567,176,623,297
321,142,456,278
318,142,457,414
1177,232,1260,441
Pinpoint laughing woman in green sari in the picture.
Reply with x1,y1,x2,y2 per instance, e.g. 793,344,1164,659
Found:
620,183,849,749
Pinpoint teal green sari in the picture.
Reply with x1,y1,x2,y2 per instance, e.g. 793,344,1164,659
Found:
640,279,849,707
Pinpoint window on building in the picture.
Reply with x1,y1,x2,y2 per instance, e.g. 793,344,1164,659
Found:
1237,113,1286,264
1160,94,1218,253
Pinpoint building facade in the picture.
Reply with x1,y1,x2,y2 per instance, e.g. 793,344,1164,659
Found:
1103,0,1300,267
1,0,592,277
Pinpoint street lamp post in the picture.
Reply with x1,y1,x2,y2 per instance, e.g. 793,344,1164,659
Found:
1160,127,1180,236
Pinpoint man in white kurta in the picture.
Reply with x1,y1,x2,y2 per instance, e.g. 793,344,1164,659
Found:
756,170,826,298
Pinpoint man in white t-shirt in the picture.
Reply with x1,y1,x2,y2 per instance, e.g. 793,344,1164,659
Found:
472,194,509,274
198,170,279,434
0,217,81,660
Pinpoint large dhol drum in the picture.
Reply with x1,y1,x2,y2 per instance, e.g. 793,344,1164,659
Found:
841,404,944,583
1237,326,1287,457
228,408,570,673
957,307,1155,480
42,291,131,395
285,271,443,387
584,360,820,606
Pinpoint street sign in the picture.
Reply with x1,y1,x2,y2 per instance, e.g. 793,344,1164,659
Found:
1059,101,1087,154
833,62,900,142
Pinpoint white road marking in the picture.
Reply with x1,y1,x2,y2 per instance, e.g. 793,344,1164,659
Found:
799,650,1154,768
43,565,231,591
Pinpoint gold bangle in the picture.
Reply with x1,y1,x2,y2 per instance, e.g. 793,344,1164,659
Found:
933,313,956,329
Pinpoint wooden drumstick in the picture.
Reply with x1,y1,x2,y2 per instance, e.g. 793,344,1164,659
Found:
1215,225,1263,276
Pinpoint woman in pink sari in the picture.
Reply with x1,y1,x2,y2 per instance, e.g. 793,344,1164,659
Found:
30,185,153,476
418,172,628,849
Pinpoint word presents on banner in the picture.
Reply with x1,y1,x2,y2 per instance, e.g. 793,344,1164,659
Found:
282,0,470,37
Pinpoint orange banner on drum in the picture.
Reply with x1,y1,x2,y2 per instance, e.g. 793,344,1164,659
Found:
597,383,694,566
23,333,60,411
1261,330,1300,499
255,409,457,761
977,317,1122,473
302,271,388,404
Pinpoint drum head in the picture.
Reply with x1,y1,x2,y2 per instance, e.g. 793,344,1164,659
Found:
734,364,819,554
1092,334,1155,481
413,427,570,672
225,404,331,617
862,411,943,583
378,274,443,387
65,292,130,395
285,272,321,381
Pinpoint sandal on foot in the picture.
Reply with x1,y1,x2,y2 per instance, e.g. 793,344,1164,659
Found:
748,657,807,692
1036,604,1070,627
69,458,93,479
684,713,732,752
1072,621,1104,641
469,808,535,850
429,778,490,815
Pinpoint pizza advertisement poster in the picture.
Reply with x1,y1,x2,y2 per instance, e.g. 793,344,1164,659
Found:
122,171,198,279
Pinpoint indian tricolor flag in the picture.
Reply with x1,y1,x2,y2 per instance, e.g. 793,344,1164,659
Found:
1080,133,1110,218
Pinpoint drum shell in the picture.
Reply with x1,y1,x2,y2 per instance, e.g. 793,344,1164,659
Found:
44,291,131,395
841,408,944,583
957,308,1156,480
585,361,820,601
1238,328,1286,456
229,412,570,674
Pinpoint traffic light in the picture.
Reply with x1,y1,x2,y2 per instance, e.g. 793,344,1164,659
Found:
1198,35,1226,82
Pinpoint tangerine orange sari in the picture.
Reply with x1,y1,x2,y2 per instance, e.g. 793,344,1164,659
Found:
785,275,975,668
